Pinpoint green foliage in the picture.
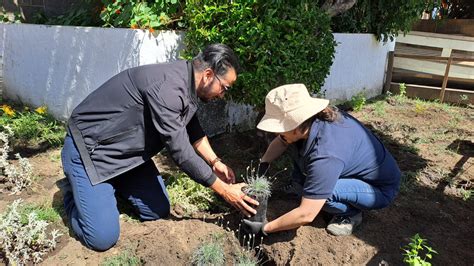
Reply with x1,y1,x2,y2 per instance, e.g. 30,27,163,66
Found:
0,7,22,23
332,0,431,42
100,0,185,30
350,92,366,112
165,172,220,215
184,0,335,108
0,104,65,147
101,250,142,266
191,237,225,266
402,233,437,266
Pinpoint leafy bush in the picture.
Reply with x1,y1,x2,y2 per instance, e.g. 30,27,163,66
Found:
0,104,65,147
0,200,62,265
100,0,185,30
332,0,430,41
184,0,335,108
165,172,221,215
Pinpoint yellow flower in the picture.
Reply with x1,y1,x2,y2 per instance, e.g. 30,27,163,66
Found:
35,106,47,115
1,105,15,117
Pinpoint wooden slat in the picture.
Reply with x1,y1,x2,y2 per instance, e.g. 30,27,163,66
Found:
440,56,453,103
383,51,395,94
397,32,474,52
389,82,474,105
393,57,474,79
407,31,474,42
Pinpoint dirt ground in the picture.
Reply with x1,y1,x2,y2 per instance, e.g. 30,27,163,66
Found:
0,96,473,265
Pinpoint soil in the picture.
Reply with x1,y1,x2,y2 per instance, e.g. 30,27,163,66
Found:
0,97,473,265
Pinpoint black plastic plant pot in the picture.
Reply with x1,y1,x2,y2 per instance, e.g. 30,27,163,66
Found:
247,195,269,223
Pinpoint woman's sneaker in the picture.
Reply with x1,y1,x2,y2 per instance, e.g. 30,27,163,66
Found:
326,212,362,236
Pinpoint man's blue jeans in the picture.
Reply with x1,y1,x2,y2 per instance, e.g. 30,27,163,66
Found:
292,166,399,217
61,135,170,251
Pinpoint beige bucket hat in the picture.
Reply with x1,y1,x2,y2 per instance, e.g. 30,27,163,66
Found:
257,84,329,133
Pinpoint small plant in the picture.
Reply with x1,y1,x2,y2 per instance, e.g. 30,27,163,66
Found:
101,250,142,266
399,83,407,97
460,188,472,201
414,101,427,114
373,100,386,117
242,166,272,199
191,235,225,266
402,233,437,266
0,199,62,265
0,125,33,194
350,92,367,112
165,172,222,216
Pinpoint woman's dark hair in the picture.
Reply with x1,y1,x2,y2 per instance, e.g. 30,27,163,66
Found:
298,106,340,132
192,43,240,76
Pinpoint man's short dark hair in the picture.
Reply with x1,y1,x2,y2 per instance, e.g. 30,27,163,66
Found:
192,43,240,76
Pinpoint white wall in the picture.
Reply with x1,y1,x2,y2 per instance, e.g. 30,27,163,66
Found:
1,24,184,120
0,24,394,134
322,34,395,101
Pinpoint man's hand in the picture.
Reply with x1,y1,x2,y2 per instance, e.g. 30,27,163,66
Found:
211,181,258,217
242,219,268,236
212,161,235,184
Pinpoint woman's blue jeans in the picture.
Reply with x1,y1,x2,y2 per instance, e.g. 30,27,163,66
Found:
61,135,170,251
292,166,399,217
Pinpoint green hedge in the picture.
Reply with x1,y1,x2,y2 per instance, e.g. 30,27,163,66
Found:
332,0,429,42
183,0,336,108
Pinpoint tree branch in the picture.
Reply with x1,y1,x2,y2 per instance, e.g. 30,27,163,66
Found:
322,0,358,17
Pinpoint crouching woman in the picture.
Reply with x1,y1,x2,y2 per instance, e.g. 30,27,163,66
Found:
245,84,401,236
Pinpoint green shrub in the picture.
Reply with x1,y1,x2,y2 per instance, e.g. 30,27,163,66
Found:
332,0,431,42
165,172,221,215
184,0,336,108
100,0,185,30
0,104,65,147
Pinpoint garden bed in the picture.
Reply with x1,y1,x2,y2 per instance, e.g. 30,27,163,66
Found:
0,95,472,265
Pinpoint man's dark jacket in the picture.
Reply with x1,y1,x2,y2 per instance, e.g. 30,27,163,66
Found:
67,60,217,186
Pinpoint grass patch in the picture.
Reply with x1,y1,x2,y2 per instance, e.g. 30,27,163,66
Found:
20,201,63,224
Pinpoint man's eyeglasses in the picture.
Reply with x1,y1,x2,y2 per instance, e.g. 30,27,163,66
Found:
215,75,230,92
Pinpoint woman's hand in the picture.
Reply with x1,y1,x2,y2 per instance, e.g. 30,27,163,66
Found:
212,161,236,184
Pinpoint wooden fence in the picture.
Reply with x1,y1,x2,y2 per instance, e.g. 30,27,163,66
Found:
385,31,474,104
